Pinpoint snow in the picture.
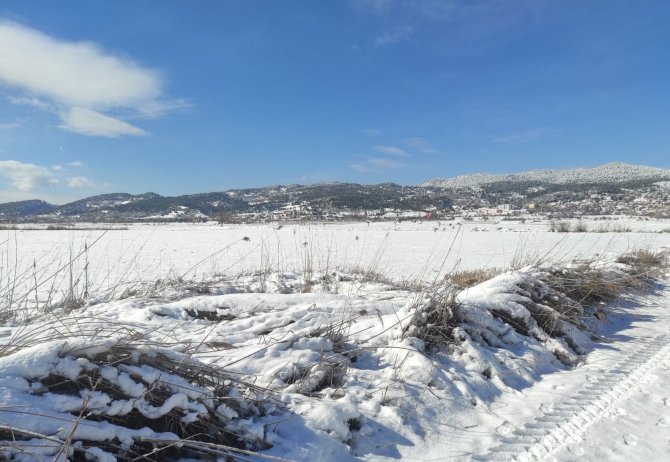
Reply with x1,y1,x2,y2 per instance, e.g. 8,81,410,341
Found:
4,218,670,317
0,219,669,461
0,338,270,460
471,292,670,461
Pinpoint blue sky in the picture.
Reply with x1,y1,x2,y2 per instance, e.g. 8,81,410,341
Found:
0,0,669,203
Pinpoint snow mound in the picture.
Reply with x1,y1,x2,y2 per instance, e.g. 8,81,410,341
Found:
457,272,592,365
0,339,274,461
405,271,592,366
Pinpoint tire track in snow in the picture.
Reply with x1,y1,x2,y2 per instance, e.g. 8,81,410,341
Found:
475,334,670,461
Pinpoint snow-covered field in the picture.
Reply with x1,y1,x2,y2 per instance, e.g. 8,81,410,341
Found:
1,217,669,461
4,217,670,306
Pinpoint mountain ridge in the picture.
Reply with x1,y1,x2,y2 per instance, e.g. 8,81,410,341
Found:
1,163,669,221
421,162,670,189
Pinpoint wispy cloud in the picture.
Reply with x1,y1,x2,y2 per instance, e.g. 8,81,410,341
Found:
0,21,186,137
0,160,59,191
0,121,20,130
66,176,95,188
372,145,408,157
348,156,405,172
353,0,542,51
51,160,84,172
405,137,437,154
492,128,559,144
350,0,392,14
364,128,383,136
348,162,372,173
374,26,413,46
8,96,53,111
368,157,404,169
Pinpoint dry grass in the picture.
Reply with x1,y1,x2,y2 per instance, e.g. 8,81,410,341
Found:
535,250,665,310
548,220,634,233
403,248,670,366
538,266,627,307
403,286,460,346
281,356,350,395
0,338,280,461
617,248,669,277
446,268,502,288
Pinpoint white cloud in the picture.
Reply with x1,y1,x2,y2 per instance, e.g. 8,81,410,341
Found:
51,165,65,172
0,21,183,137
66,176,95,188
405,137,437,154
372,145,408,156
0,22,159,108
68,160,84,167
0,160,59,191
60,107,146,138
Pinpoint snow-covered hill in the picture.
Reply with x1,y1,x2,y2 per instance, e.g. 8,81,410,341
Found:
421,162,670,189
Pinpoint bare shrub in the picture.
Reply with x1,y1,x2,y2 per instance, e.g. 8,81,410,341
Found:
594,223,632,233
549,220,571,232
548,221,589,233
572,221,588,233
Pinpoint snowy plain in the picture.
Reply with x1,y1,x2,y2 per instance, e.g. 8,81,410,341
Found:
1,217,669,461
4,216,670,303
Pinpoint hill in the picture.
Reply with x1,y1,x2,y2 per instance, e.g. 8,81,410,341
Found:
0,199,57,218
1,163,669,222
422,162,670,189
